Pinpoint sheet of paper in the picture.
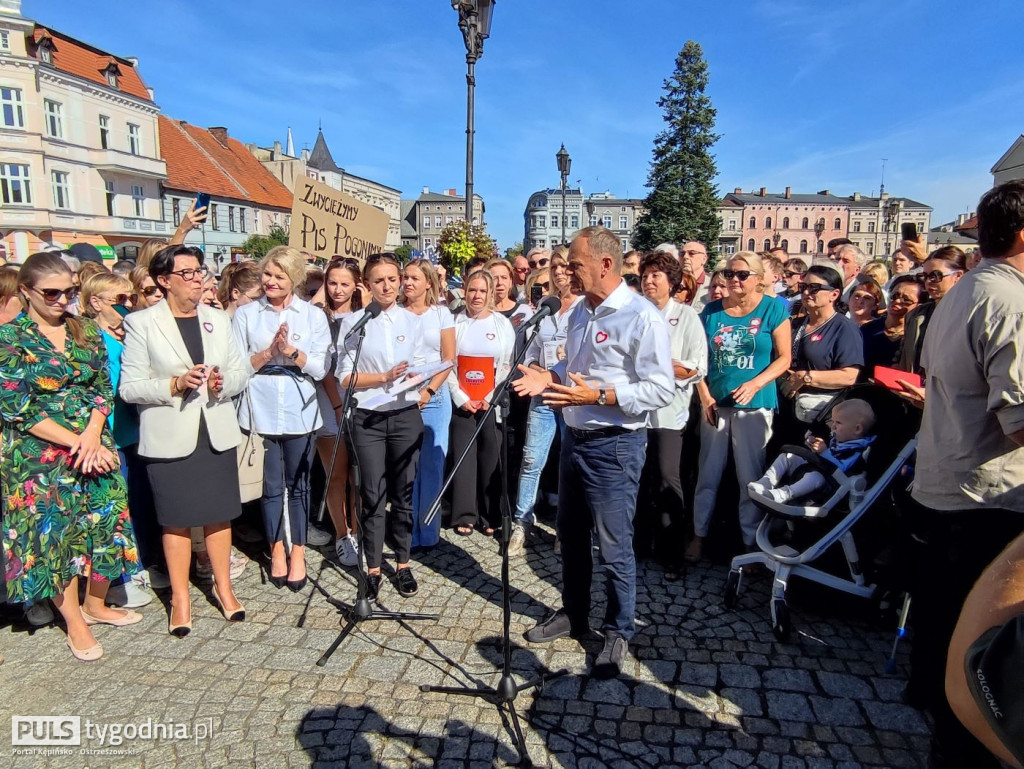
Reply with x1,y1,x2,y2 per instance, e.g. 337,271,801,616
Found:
357,361,453,410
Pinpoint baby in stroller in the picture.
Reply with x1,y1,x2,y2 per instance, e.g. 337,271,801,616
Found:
748,398,876,504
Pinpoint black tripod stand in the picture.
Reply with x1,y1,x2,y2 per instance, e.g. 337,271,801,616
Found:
419,321,567,765
303,318,438,668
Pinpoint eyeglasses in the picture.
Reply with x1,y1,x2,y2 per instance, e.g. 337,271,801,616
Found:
889,293,919,306
141,286,162,297
798,283,832,295
924,269,959,283
169,268,204,281
528,258,550,269
850,292,876,302
514,266,530,274
683,249,706,257
538,281,550,289
98,294,130,306
722,269,755,281
782,270,804,279
33,286,77,302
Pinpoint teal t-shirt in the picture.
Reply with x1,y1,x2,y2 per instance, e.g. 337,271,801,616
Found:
700,295,789,410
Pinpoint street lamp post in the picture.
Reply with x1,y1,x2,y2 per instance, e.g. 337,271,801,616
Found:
556,144,571,247
451,0,495,228
883,198,903,256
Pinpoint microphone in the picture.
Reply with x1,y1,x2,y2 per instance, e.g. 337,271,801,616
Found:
343,300,382,340
519,296,562,331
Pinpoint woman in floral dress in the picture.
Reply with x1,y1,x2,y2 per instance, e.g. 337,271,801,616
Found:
0,253,140,662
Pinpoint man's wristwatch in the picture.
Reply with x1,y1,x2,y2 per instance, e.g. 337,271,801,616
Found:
597,388,608,406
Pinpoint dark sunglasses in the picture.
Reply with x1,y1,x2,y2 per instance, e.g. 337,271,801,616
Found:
141,286,162,297
798,283,832,295
538,281,550,289
101,294,130,305
924,269,959,283
722,269,755,281
782,270,804,279
34,286,77,302
529,258,550,269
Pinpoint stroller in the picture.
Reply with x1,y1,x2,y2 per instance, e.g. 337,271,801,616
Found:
724,384,919,641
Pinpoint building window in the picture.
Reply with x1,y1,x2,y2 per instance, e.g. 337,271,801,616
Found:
105,181,115,215
748,216,756,229
0,163,32,204
0,31,9,51
172,197,181,226
99,115,110,149
781,239,789,250
538,215,546,228
571,215,579,228
799,240,808,253
817,239,824,253
424,238,432,247
211,204,219,230
551,215,559,228
602,215,612,228
105,68,118,89
228,206,236,232
747,238,755,251
589,215,598,227
128,123,141,155
867,241,874,255
619,215,628,229
763,239,772,251
801,217,809,229
765,216,772,230
435,216,442,227
728,219,737,231
240,208,247,233
445,216,453,225
51,171,70,210
43,99,63,139
782,217,790,229
423,216,430,229
132,185,144,217
867,221,876,233
833,217,841,230
621,239,629,250
38,45,51,64
725,244,735,255
0,86,24,128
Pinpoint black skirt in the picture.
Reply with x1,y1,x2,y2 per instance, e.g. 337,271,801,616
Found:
146,417,242,528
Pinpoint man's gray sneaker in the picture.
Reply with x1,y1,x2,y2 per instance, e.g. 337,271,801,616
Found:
592,631,628,679
507,523,527,557
523,610,589,643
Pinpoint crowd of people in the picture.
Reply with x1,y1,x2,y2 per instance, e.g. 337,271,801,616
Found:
3,182,1024,768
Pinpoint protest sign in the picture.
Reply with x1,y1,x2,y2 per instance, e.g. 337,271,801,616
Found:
289,176,389,264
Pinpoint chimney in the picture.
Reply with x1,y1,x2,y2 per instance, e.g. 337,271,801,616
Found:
852,192,861,202
733,187,742,194
817,189,830,196
448,188,457,196
421,186,430,195
273,140,282,157
209,127,229,146
759,187,767,197
125,56,139,67
785,186,791,199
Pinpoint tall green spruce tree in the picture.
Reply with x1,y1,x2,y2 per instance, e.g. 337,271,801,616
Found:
632,41,721,259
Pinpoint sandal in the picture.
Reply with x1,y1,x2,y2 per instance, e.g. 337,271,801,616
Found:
454,526,473,537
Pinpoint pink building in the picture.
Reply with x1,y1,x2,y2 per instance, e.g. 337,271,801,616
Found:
718,187,851,258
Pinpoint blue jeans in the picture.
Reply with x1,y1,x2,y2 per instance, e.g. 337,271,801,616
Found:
411,389,452,548
557,427,646,640
514,397,561,526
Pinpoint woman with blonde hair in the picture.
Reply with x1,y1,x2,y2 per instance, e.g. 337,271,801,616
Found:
402,258,455,551
1,253,140,660
232,245,330,591
0,266,21,325
77,260,109,283
129,265,164,309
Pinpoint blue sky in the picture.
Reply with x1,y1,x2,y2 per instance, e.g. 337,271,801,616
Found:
35,0,1024,249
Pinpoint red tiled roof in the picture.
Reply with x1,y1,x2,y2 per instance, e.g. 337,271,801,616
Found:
954,215,978,232
158,116,293,210
32,27,153,103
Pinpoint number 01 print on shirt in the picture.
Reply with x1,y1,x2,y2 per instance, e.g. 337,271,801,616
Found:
710,322,759,372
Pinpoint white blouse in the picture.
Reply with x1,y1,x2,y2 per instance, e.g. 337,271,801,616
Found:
406,304,454,366
335,303,426,412
447,312,516,408
524,296,582,369
650,299,707,430
232,296,331,435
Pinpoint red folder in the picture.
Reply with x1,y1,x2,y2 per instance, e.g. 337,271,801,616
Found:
874,365,922,391
458,355,495,401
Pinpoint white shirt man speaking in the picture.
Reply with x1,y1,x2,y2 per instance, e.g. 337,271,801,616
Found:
514,226,674,679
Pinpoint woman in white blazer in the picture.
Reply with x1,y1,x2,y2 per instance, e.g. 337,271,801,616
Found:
447,269,515,537
120,245,250,637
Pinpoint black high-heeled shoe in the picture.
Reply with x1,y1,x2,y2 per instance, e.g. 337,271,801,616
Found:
286,576,307,592
268,574,287,589
212,585,245,622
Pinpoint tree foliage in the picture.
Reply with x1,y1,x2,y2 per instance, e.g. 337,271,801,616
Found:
437,219,495,275
504,241,524,260
394,244,413,262
632,41,722,261
241,224,289,261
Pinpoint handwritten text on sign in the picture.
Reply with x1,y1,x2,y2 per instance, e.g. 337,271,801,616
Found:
289,177,389,263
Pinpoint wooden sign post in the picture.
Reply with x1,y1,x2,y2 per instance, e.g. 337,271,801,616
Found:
289,176,390,265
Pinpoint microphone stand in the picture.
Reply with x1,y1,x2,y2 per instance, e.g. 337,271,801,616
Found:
304,321,439,668
419,313,568,765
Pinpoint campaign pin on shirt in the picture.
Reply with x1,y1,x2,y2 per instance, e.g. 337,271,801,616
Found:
486,333,496,341
811,334,822,342
669,318,679,326
397,335,406,343
595,330,609,343
292,333,301,341
202,322,214,333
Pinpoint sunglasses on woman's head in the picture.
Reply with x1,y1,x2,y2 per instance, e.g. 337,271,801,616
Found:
798,283,831,295
34,286,77,302
722,269,754,281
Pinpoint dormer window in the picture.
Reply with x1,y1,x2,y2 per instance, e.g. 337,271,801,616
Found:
38,44,51,64
103,62,121,89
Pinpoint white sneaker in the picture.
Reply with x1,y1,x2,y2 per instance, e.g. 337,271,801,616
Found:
507,524,527,557
24,601,54,626
196,548,249,581
335,535,359,567
747,481,767,497
766,486,794,504
307,525,333,547
107,573,155,608
147,565,170,590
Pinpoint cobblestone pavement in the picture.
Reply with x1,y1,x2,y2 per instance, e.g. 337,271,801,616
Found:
0,520,929,768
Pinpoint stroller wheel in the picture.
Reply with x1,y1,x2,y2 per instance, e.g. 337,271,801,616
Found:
723,570,741,609
771,599,791,642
